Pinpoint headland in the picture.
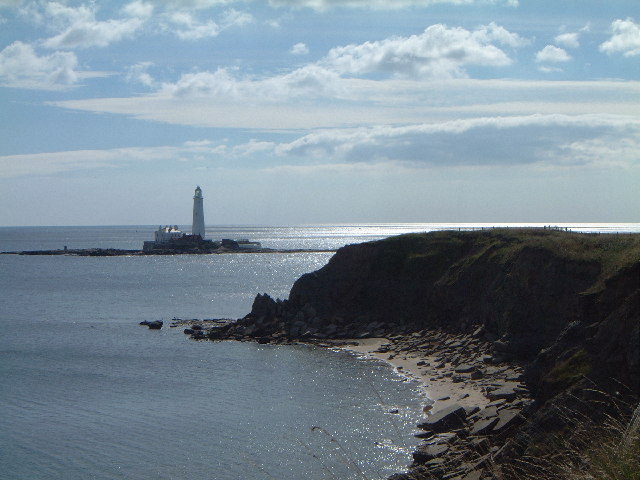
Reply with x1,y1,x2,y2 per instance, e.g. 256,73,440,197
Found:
185,228,640,479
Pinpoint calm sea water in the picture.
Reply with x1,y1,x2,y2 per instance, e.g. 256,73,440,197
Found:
1,224,638,480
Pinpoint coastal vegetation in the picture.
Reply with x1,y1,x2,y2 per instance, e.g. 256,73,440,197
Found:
510,396,640,480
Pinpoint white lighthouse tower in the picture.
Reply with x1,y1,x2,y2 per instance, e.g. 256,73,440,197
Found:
192,186,205,239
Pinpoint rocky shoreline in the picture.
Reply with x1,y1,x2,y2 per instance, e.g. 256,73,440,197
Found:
176,316,533,480
357,332,532,480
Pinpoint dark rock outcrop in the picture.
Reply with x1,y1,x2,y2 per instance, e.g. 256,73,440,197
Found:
140,320,163,329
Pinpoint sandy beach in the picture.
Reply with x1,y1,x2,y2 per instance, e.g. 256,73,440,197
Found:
335,332,525,413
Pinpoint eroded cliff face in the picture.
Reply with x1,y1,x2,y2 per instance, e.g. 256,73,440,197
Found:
289,234,605,361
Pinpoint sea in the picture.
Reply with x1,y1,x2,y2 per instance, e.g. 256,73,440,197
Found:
1,223,638,480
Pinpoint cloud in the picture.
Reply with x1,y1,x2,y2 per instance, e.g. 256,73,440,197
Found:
220,8,252,26
163,8,252,39
274,114,640,169
559,135,640,169
123,1,155,17
149,22,527,103
15,1,251,45
535,45,571,63
5,17,523,95
323,23,527,79
267,0,519,10
599,18,640,57
290,42,309,55
126,61,157,87
53,78,640,129
41,1,153,49
0,142,220,178
164,10,221,38
158,63,345,100
0,149,128,179
150,0,243,9
0,0,25,8
268,64,345,97
0,40,78,89
7,0,519,10
4,115,637,180
554,32,579,49
538,65,562,74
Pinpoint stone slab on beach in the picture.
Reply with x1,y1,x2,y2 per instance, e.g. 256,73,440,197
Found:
412,442,450,463
417,404,467,433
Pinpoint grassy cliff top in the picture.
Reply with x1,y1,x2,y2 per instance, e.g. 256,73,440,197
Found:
369,228,640,291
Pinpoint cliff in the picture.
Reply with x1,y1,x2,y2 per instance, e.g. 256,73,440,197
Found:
208,229,640,478
287,229,639,386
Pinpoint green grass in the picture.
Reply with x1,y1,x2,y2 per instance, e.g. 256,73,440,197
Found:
510,399,640,480
553,403,640,480
376,228,640,294
544,349,593,392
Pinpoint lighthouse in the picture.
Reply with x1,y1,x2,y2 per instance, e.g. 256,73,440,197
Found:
192,186,205,239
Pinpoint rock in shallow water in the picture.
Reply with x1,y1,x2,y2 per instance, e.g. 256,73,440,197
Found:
140,320,163,329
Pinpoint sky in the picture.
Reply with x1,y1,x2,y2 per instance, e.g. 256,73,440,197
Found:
0,0,639,226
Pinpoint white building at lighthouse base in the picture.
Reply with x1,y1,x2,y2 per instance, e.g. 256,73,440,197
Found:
154,225,183,244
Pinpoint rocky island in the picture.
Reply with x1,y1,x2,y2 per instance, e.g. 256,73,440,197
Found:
6,245,333,256
195,228,639,480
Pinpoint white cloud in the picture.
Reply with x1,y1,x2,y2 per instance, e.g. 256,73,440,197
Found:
53,78,640,129
473,21,528,48
538,65,562,74
15,1,251,44
269,64,345,97
290,42,309,55
151,23,527,102
124,1,155,18
600,18,640,57
160,68,239,96
554,32,579,49
221,8,252,26
126,61,157,87
0,40,78,89
163,8,251,39
0,141,223,178
535,45,571,63
151,0,242,9
41,1,153,49
323,23,527,79
165,11,220,38
159,63,345,100
183,139,215,147
267,0,519,10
